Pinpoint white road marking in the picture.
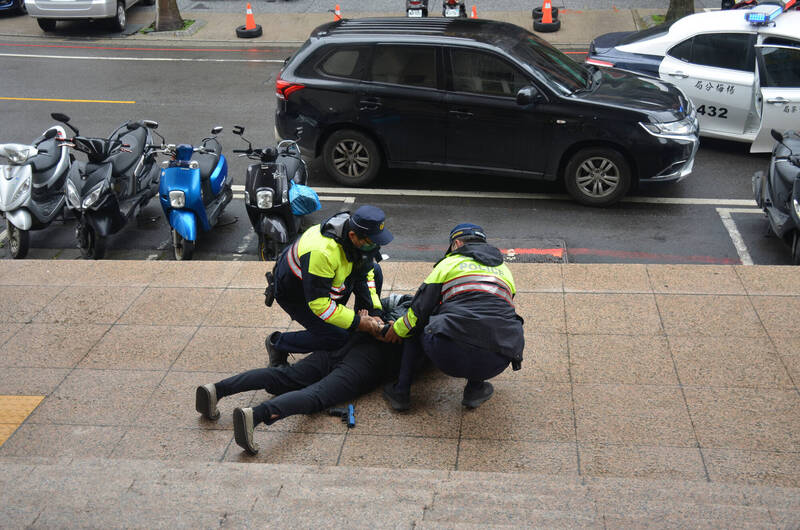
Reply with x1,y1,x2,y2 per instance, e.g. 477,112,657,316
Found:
146,253,160,260
0,53,283,63
310,186,758,207
716,207,763,266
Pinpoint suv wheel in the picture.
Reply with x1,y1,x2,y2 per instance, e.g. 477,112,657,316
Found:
37,18,57,31
323,130,381,186
564,147,631,207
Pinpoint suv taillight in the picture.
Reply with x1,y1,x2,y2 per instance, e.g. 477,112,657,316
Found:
276,77,305,100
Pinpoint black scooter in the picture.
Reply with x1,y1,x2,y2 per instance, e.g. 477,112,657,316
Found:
753,129,800,265
406,0,428,17
54,113,162,259
232,125,310,261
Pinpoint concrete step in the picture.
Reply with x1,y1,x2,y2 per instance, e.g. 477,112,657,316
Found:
1,457,797,528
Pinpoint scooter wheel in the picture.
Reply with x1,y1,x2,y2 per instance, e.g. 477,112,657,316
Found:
236,24,262,39
78,224,106,260
6,224,29,259
258,234,280,262
792,231,800,266
172,229,195,261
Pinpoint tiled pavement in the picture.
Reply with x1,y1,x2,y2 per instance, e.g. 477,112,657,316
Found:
0,260,799,526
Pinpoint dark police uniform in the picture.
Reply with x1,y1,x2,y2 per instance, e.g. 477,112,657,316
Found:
387,224,524,408
269,206,392,358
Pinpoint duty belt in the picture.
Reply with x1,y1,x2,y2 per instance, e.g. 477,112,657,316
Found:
441,274,514,306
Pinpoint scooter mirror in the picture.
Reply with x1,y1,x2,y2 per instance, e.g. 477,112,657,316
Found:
232,125,245,136
143,120,159,130
211,126,223,135
771,129,784,143
51,113,70,123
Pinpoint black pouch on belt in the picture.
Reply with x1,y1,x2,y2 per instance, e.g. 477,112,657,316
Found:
264,270,276,307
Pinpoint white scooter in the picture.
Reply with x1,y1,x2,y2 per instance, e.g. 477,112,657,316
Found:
0,125,71,259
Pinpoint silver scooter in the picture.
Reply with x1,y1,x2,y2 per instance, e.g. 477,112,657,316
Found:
0,125,71,259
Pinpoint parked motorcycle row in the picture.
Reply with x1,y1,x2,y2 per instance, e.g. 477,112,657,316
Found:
0,113,319,261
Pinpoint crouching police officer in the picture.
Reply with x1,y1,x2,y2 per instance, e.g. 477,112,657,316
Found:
381,223,524,410
265,205,393,367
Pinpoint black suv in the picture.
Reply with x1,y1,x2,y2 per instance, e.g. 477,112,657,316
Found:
275,18,699,206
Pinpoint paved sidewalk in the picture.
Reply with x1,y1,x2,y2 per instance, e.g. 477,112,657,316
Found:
0,6,662,46
0,260,799,525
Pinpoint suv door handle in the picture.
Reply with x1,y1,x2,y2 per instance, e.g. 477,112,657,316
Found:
766,97,789,104
449,110,474,119
359,97,382,111
667,71,689,79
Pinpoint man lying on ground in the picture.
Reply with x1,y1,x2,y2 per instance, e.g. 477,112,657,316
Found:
195,295,411,455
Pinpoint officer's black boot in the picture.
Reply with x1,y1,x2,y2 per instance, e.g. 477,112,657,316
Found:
462,381,493,409
266,331,288,367
382,382,410,411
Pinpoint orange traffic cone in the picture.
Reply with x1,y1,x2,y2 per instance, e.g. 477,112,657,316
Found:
333,4,342,21
542,0,553,24
236,2,262,38
470,5,477,18
245,3,257,30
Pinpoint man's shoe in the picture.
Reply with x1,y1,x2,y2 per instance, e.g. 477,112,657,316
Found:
382,383,410,412
462,381,494,409
195,383,220,421
266,331,288,367
233,407,260,455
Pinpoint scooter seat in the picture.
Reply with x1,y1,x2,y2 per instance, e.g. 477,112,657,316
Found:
194,151,220,181
108,127,147,176
29,139,61,175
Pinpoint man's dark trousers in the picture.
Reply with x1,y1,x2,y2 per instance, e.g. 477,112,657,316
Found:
272,263,383,355
396,331,509,392
214,334,401,425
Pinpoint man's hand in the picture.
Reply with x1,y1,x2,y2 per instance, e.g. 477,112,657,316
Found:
356,311,383,336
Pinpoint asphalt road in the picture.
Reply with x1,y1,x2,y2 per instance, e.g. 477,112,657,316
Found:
0,37,792,265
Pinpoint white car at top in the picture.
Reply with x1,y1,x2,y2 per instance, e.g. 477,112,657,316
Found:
587,2,800,152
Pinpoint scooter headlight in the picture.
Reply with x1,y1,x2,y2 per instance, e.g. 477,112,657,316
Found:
66,179,81,209
9,174,31,209
82,181,106,210
169,190,186,209
256,189,273,209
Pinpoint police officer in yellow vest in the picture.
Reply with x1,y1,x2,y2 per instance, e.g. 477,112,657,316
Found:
266,205,392,367
382,223,524,410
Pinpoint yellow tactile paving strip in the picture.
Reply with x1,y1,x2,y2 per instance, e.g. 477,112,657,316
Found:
0,396,44,447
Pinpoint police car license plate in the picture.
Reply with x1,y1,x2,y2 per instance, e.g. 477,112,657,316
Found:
445,7,460,16
407,8,423,17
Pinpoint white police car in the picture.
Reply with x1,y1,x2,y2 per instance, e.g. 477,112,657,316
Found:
587,2,799,152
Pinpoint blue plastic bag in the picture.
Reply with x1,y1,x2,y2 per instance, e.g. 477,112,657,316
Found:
289,183,322,216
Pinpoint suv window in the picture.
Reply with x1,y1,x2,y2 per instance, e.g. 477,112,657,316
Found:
368,45,437,89
317,47,369,79
758,39,800,88
667,33,755,71
450,49,528,97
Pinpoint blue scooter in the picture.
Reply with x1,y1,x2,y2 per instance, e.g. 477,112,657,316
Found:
158,126,232,260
